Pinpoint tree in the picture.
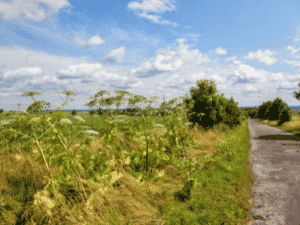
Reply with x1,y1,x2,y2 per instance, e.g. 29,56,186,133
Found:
182,79,244,131
292,82,300,100
267,97,289,121
257,100,273,121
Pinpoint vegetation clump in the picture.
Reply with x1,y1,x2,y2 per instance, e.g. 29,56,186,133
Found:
71,109,77,116
246,96,292,126
182,79,246,132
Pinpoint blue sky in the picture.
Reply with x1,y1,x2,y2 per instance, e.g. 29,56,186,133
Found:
1,0,300,111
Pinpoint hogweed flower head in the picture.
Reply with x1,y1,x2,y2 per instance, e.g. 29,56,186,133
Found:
0,119,12,126
30,117,41,123
59,118,73,126
73,116,85,123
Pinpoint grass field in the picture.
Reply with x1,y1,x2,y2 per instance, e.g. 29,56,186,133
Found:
0,109,284,224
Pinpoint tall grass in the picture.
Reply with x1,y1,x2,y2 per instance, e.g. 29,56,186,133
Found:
0,90,258,224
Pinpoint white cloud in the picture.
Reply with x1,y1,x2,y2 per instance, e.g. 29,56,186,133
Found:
74,35,105,47
225,56,243,65
215,47,227,55
281,59,300,67
131,38,210,77
0,0,72,21
128,0,176,13
58,63,103,75
244,50,278,66
127,0,178,27
286,45,300,56
3,67,42,79
106,46,125,63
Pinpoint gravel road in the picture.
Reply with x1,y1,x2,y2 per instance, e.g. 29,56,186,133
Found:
247,118,300,225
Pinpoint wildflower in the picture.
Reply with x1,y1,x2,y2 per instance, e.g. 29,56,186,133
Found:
80,130,100,139
155,124,164,128
30,117,41,123
34,191,55,216
157,170,165,177
83,130,99,135
0,119,12,126
59,118,73,126
73,116,85,123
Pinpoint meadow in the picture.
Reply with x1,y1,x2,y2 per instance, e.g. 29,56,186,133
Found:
1,94,288,224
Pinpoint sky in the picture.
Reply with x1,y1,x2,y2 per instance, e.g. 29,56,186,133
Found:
1,0,300,111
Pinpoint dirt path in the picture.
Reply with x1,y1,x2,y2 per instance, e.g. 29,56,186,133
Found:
247,118,300,225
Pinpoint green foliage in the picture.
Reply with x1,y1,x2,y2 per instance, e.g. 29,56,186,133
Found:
0,108,4,114
252,97,292,126
94,107,110,117
277,108,292,126
123,108,141,116
95,107,103,116
71,109,77,116
182,79,244,131
26,100,50,115
266,97,286,121
257,100,273,120
174,179,195,202
1,87,257,224
220,97,245,129
245,107,259,119
89,109,96,115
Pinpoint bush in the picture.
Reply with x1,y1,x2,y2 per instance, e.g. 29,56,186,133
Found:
257,100,273,121
123,108,141,116
89,109,96,116
26,100,50,115
267,97,290,121
96,108,103,116
182,79,244,131
218,96,245,129
0,108,4,114
255,97,292,126
247,107,259,119
71,109,77,116
277,107,292,126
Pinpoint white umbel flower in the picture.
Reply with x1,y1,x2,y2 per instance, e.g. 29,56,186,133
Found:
59,118,73,125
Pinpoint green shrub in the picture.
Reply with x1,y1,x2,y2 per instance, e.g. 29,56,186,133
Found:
123,108,141,116
26,100,50,115
89,109,96,115
257,100,274,121
182,79,244,131
247,107,259,119
71,109,77,116
277,108,292,126
255,97,292,125
96,108,103,116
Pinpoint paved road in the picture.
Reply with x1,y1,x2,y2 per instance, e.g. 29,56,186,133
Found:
247,118,300,225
